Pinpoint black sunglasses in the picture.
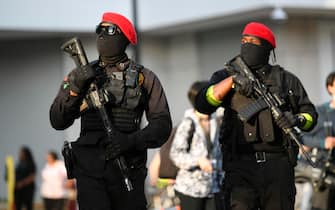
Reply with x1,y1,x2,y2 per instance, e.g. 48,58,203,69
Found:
95,24,121,36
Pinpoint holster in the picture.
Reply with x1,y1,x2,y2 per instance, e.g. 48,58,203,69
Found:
62,141,75,179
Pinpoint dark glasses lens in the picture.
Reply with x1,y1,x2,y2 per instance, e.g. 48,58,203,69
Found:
95,24,119,36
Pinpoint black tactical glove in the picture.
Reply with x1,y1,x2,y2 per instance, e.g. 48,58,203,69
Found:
68,65,95,94
105,132,136,160
232,74,254,97
275,111,298,130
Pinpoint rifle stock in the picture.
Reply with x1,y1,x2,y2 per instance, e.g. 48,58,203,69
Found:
61,38,88,67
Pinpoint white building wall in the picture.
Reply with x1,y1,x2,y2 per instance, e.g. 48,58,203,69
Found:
0,35,103,201
165,34,200,123
273,20,320,103
272,18,335,105
197,24,242,77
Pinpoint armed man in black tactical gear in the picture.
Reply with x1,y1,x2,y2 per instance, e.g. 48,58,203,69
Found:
49,12,172,210
195,22,318,210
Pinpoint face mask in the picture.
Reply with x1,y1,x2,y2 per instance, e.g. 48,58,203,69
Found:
240,43,270,69
96,33,129,57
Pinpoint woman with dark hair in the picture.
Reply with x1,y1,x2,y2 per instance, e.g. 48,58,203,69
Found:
15,146,36,210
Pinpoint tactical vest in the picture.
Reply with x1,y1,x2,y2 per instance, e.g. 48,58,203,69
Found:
80,60,145,134
223,63,290,146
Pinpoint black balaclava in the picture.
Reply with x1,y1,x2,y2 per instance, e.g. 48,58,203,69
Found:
240,39,272,70
97,32,129,65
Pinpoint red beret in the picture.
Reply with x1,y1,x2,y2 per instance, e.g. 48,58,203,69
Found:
101,12,137,45
242,22,276,48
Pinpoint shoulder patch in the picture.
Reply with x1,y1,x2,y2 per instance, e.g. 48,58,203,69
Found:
63,77,70,89
138,72,144,86
63,83,69,90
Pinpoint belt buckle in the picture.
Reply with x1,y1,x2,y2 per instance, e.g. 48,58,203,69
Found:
255,152,266,163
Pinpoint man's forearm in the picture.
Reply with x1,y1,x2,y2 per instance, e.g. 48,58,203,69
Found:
206,76,233,106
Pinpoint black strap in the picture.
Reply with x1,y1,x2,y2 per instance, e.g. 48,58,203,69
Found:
185,117,195,152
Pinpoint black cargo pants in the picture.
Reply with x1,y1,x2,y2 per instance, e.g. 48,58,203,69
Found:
224,152,296,210
72,142,148,210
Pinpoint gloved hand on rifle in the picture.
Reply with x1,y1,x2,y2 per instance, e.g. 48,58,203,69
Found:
275,111,302,130
104,131,136,160
232,74,254,97
68,65,95,95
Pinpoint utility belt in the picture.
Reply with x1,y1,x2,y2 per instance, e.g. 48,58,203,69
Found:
61,139,147,179
224,137,298,165
236,151,287,163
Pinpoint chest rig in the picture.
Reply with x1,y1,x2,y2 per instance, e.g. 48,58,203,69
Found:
81,60,145,133
104,61,144,133
227,62,288,144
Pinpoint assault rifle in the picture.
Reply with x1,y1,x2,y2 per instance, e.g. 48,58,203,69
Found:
233,56,316,168
61,37,133,191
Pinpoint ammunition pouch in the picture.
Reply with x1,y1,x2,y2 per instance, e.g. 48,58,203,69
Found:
103,76,125,105
62,141,75,179
238,97,267,122
102,61,143,108
81,60,144,112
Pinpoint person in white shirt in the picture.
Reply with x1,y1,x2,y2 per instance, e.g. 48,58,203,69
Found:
40,150,68,210
170,81,224,210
